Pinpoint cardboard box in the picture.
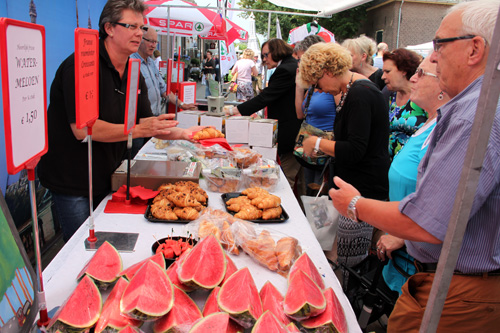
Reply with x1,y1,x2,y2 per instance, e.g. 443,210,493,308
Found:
111,160,201,191
225,116,252,143
251,145,278,161
248,119,278,148
177,110,204,129
200,114,226,132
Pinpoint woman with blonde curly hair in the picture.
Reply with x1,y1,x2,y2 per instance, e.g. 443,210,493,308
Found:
231,48,258,101
299,42,390,285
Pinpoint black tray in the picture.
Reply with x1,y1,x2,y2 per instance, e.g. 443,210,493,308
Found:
144,199,208,223
221,192,289,223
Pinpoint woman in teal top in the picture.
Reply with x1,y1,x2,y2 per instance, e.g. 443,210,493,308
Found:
377,57,450,294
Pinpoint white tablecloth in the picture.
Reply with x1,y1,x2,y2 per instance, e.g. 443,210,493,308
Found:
42,140,361,332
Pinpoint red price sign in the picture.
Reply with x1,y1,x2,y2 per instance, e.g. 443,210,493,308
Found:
74,28,99,129
0,18,47,174
124,58,140,135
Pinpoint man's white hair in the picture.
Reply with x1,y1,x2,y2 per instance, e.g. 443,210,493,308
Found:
450,0,500,45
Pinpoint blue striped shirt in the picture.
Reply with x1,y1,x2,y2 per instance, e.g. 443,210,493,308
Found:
400,76,500,273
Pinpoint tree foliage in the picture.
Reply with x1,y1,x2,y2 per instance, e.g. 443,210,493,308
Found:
238,0,369,42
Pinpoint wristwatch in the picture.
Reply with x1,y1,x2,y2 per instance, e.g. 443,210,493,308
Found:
313,137,322,153
347,195,363,222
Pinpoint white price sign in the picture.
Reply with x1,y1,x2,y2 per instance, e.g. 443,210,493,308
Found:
124,58,140,135
0,18,47,174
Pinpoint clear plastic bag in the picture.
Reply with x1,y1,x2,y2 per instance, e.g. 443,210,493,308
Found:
242,159,280,192
301,195,340,251
202,167,241,193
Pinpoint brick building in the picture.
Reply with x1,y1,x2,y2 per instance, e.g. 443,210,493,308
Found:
362,0,458,50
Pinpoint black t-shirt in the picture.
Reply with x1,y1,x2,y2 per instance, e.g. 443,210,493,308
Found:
333,79,389,200
203,58,215,75
369,68,386,90
38,39,153,197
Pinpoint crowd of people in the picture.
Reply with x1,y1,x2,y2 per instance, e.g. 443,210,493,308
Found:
39,0,499,330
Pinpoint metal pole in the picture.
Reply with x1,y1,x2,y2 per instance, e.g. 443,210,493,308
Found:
87,126,96,242
27,168,50,327
267,12,271,39
396,0,404,48
419,7,500,332
167,6,171,60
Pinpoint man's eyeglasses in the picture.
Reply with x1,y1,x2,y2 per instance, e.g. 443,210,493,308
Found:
432,35,476,52
415,67,438,79
142,37,159,45
114,22,148,32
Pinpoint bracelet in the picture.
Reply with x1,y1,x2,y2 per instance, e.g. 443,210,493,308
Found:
229,107,234,116
314,137,322,153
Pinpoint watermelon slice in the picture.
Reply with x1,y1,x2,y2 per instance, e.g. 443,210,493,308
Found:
251,311,288,333
301,287,348,333
202,287,221,316
153,285,202,333
77,241,122,289
120,261,174,321
188,312,241,333
178,234,227,289
283,269,326,321
220,253,238,286
120,252,165,281
217,267,263,328
47,275,102,332
118,326,140,333
288,252,325,290
286,322,301,332
95,277,141,332
259,281,290,325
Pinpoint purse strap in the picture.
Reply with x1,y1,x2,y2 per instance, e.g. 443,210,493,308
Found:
303,85,316,118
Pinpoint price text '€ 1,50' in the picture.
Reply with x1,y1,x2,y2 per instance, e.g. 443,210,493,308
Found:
85,90,94,100
21,110,38,125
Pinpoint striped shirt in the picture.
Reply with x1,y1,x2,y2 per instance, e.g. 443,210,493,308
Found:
400,76,500,273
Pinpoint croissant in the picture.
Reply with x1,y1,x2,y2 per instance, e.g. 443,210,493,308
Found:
243,230,278,271
193,127,225,140
275,237,299,271
167,192,201,208
226,196,252,212
188,187,208,204
253,194,281,209
221,220,239,255
173,207,199,220
241,187,269,199
157,183,177,191
175,181,199,189
262,206,282,220
153,197,174,209
198,220,221,240
151,205,178,220
234,204,263,220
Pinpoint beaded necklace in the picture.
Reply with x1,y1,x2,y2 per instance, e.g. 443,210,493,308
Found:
336,73,354,112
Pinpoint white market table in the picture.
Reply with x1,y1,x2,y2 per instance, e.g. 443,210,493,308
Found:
42,141,361,332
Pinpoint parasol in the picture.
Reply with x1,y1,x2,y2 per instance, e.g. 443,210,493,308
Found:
287,22,335,44
200,16,248,45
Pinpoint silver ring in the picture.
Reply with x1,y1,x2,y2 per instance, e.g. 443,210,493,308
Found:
380,250,384,254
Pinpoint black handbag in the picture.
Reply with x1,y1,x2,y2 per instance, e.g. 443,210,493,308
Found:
293,87,334,171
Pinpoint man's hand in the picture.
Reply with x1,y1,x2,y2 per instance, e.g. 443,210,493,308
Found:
376,235,405,260
181,103,197,110
137,114,178,137
329,176,362,216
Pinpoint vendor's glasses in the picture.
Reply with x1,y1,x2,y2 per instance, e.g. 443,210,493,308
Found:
432,35,476,52
143,37,159,45
261,52,269,59
415,68,438,79
114,22,148,32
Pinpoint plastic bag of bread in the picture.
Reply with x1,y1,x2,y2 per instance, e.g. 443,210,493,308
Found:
242,159,280,192
202,167,241,193
229,147,261,169
183,208,240,255
231,220,302,276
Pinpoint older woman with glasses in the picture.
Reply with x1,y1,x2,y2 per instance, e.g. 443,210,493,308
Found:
382,48,427,159
299,42,390,285
39,0,202,242
376,57,450,295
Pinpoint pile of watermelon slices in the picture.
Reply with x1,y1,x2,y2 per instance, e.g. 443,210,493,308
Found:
47,237,348,332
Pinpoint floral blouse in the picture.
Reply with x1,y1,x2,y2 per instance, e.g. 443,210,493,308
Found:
388,93,428,159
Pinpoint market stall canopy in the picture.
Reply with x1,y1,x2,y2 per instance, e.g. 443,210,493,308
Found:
287,22,335,44
144,0,221,36
201,16,248,45
267,0,374,16
406,41,433,58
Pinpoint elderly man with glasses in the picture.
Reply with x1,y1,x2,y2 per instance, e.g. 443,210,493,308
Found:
330,0,500,330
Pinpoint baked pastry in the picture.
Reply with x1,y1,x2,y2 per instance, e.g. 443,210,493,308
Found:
193,127,225,140
242,230,278,271
173,207,199,220
252,194,281,209
167,192,201,208
151,205,178,220
157,183,177,191
221,220,239,255
198,220,221,240
234,204,263,220
226,196,252,212
241,187,269,199
262,206,282,220
275,237,299,271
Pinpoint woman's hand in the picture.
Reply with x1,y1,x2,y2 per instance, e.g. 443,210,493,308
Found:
302,135,318,157
376,235,405,261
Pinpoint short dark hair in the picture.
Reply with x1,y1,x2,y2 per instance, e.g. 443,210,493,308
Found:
383,48,421,81
294,35,325,53
206,50,213,55
99,0,147,39
262,38,293,62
